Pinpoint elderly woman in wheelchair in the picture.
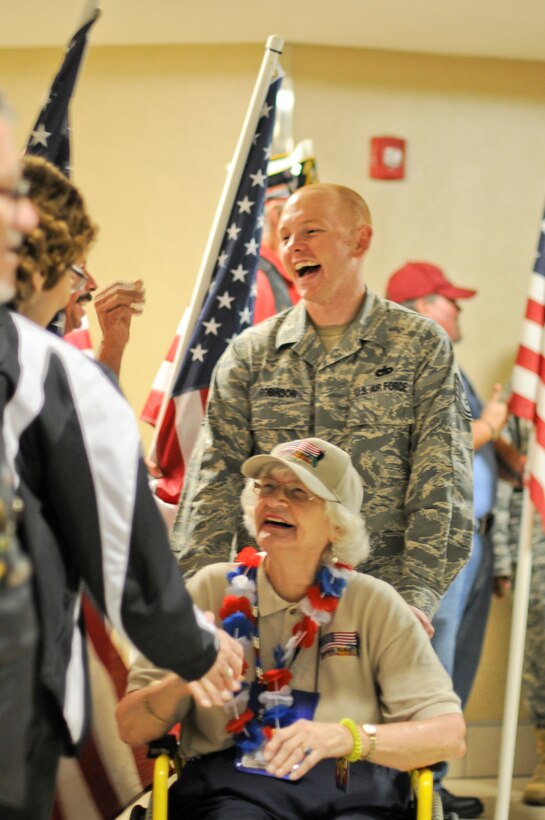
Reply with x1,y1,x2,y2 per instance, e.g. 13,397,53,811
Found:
117,438,465,820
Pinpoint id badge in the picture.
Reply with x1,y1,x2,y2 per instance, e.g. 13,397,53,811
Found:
235,684,319,779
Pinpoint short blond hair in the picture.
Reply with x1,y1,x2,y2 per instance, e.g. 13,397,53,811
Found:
289,183,372,228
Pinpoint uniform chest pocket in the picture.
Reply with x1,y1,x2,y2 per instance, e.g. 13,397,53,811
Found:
349,378,415,427
348,380,415,484
249,388,313,454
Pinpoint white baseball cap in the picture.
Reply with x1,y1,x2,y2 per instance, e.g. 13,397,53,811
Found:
242,438,363,515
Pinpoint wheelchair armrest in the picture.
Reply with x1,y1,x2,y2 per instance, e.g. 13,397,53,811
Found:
147,733,179,760
411,768,437,820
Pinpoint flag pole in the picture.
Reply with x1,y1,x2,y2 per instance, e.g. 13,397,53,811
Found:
148,34,284,460
494,432,535,820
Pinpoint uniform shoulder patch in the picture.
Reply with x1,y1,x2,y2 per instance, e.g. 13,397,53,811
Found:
456,372,473,420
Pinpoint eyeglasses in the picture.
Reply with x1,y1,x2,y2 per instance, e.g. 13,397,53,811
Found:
70,264,88,294
252,480,317,504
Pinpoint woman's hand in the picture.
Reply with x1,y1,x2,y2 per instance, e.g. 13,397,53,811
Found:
262,719,353,780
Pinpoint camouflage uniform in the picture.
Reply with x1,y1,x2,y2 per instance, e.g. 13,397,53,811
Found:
492,416,545,728
174,291,474,618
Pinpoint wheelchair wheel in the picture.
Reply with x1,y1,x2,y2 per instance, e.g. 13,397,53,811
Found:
432,790,459,820
430,790,440,819
128,807,146,820
432,790,446,819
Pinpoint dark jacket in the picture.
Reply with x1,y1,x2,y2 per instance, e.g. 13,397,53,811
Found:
0,307,218,753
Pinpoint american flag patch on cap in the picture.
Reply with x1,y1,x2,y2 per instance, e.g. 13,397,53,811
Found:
319,631,360,659
278,439,324,468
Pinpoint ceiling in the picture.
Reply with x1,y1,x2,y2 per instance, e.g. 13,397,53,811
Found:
2,0,545,63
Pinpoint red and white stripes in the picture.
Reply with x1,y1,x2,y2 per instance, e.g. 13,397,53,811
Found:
510,227,545,525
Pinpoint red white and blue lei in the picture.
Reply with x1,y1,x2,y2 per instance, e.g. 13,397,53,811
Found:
221,547,353,761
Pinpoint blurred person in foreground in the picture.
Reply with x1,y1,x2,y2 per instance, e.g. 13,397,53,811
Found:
118,438,465,820
0,93,40,811
0,126,243,819
386,260,516,818
174,184,474,639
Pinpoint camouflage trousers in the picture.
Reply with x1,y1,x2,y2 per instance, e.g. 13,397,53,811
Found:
514,559,545,729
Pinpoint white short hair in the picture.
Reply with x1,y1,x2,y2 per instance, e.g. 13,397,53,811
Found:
240,464,369,566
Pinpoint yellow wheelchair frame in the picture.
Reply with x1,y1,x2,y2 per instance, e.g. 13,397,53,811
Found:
129,735,444,820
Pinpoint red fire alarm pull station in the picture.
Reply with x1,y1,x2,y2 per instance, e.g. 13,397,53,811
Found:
370,136,406,180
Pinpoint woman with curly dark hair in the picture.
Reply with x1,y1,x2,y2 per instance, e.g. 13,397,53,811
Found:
14,155,97,327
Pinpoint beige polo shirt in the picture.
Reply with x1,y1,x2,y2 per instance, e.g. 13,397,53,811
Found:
128,563,461,757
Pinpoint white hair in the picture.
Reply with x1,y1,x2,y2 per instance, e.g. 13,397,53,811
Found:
240,464,369,566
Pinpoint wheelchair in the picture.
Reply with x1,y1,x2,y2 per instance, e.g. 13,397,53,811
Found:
127,734,456,820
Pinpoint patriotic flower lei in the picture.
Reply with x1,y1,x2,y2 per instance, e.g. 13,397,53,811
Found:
221,546,353,762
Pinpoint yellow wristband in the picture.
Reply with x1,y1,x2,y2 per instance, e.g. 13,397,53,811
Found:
340,718,363,762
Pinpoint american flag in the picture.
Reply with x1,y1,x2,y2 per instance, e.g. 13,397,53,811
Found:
27,1,99,340
142,73,282,509
319,631,360,659
140,137,315,431
25,5,100,176
509,210,545,526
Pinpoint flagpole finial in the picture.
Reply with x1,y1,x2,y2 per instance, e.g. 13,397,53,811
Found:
266,35,284,54
78,0,101,30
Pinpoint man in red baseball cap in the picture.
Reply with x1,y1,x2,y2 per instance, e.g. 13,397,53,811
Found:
386,260,508,819
386,261,476,344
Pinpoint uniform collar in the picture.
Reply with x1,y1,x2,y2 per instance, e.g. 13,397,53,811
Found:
274,290,391,361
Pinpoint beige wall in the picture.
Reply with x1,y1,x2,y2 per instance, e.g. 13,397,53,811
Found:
3,41,544,723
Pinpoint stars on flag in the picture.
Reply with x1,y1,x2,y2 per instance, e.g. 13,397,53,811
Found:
237,196,254,214
25,7,100,177
231,264,248,283
239,307,252,325
244,238,259,256
167,72,282,401
190,344,207,362
30,123,52,148
227,222,241,240
250,169,267,187
216,291,235,310
203,317,222,336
